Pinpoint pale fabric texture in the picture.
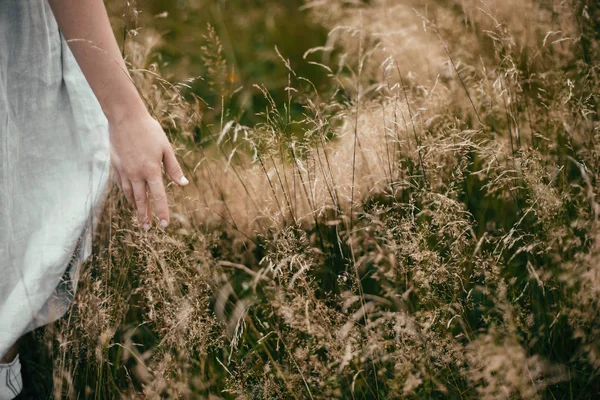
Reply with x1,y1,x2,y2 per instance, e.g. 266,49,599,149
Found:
0,0,111,358
0,355,22,399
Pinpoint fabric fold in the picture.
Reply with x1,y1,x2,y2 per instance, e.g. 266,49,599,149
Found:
0,0,110,358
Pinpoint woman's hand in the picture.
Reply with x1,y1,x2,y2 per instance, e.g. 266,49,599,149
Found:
47,0,189,230
109,112,189,230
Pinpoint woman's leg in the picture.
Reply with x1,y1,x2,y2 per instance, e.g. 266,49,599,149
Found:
0,340,22,400
1,341,19,364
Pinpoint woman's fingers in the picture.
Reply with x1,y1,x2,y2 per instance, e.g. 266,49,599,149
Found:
120,147,188,230
148,178,169,228
131,176,169,229
114,168,135,208
109,114,191,231
121,177,135,207
146,189,152,227
114,169,122,187
163,146,189,186
131,180,150,229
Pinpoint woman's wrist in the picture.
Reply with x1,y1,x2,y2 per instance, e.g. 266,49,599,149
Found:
103,97,149,128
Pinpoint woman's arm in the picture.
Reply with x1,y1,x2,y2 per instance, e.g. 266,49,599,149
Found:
47,0,188,230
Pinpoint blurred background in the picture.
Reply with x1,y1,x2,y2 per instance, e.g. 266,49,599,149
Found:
106,0,331,128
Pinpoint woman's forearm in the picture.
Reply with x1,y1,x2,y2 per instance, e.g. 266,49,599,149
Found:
47,0,188,228
47,0,146,124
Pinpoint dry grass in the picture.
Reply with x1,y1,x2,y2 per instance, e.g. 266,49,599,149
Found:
20,0,600,398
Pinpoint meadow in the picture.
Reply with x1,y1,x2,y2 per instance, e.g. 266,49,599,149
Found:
20,0,600,398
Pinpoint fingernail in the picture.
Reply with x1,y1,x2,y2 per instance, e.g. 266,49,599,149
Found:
180,176,189,185
160,219,168,229
143,223,151,231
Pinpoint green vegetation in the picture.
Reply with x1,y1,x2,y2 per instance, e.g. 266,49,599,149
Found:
107,0,331,129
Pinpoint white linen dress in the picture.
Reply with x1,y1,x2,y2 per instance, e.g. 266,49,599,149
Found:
0,0,111,358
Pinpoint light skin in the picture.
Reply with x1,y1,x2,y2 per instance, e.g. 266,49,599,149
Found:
47,0,189,229
0,341,18,364
1,1,187,362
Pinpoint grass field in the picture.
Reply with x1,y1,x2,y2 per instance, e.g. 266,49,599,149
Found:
20,0,600,398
